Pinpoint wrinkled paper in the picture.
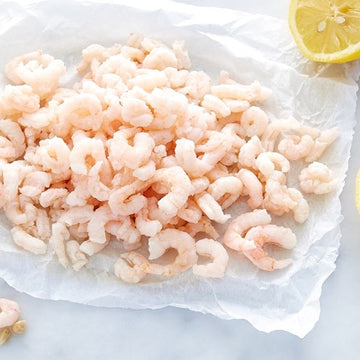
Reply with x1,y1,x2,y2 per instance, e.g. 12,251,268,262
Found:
0,0,359,338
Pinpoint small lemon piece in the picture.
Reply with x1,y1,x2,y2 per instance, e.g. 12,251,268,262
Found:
289,0,360,63
355,168,360,214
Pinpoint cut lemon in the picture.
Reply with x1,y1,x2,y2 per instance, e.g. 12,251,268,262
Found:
356,169,360,214
289,0,360,63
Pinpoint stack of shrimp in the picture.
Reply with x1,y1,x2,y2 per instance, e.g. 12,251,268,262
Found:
0,35,338,283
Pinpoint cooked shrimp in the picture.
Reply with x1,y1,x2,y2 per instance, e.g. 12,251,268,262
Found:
143,229,197,276
49,222,70,268
87,204,114,244
299,162,337,194
179,70,212,102
196,192,231,224
1,84,40,114
208,176,243,209
31,137,70,173
143,46,178,70
121,97,153,127
59,93,102,133
238,135,264,169
201,94,231,118
192,238,229,278
278,134,314,161
237,169,263,209
172,40,191,70
39,188,68,208
0,298,20,328
305,128,338,163
0,119,25,161
10,225,47,255
255,152,290,179
70,138,106,175
5,51,65,98
108,131,155,170
20,170,51,198
243,225,296,271
58,204,94,226
88,161,111,201
105,217,142,250
66,240,88,271
114,252,149,283
240,106,269,138
80,235,110,256
133,160,156,181
177,198,202,224
127,69,168,92
135,204,162,237
181,216,219,240
223,209,271,251
288,188,309,223
190,177,210,195
151,166,193,220
108,180,147,216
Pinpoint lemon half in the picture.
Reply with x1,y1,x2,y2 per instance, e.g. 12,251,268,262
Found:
289,0,360,63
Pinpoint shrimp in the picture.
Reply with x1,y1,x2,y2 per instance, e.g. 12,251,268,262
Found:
39,188,68,208
243,225,296,271
66,240,88,271
255,152,290,180
179,71,212,102
108,180,147,216
70,137,106,175
278,134,314,161
114,252,149,283
49,222,70,268
108,131,155,170
143,229,197,276
201,94,231,118
120,97,153,127
299,162,337,194
80,235,110,256
263,178,297,213
181,216,219,240
0,298,20,328
240,106,269,138
5,51,66,98
151,166,193,220
208,176,243,209
211,81,271,103
238,136,264,169
10,225,47,255
58,204,94,226
192,239,229,278
31,137,70,174
237,169,263,209
127,69,168,92
133,160,156,181
20,171,51,198
59,93,102,134
223,209,271,251
177,198,202,224
105,217,142,250
1,84,40,114
135,204,162,237
288,188,310,223
0,119,25,161
87,204,114,244
142,46,178,70
305,128,338,163
172,40,191,70
190,177,210,195
88,161,111,201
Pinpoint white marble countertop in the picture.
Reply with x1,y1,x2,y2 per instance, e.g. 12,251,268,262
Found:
1,1,360,359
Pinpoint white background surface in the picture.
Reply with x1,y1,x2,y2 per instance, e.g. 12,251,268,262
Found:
1,1,360,359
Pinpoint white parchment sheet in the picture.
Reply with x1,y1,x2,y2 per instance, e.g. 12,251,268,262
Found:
0,0,359,338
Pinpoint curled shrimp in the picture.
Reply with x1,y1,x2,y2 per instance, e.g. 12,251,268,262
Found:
88,161,111,201
238,135,264,169
114,252,149,283
0,119,25,161
1,84,40,114
195,192,231,224
237,169,263,209
49,222,70,268
143,229,197,276
151,166,193,220
207,176,243,209
142,46,178,70
70,137,106,175
177,198,202,224
243,225,296,271
20,170,51,198
121,97,153,127
5,50,66,98
135,203,162,237
277,134,314,161
201,94,231,118
305,128,338,163
10,225,47,255
66,240,88,271
192,238,229,278
240,106,269,138
255,152,290,180
299,162,337,194
223,209,271,251
0,298,20,328
181,216,219,240
108,130,155,170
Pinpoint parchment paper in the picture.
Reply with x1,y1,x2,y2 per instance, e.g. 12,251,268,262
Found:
0,0,359,338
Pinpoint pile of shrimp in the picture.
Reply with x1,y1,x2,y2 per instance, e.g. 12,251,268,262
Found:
0,34,338,283
0,298,26,346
